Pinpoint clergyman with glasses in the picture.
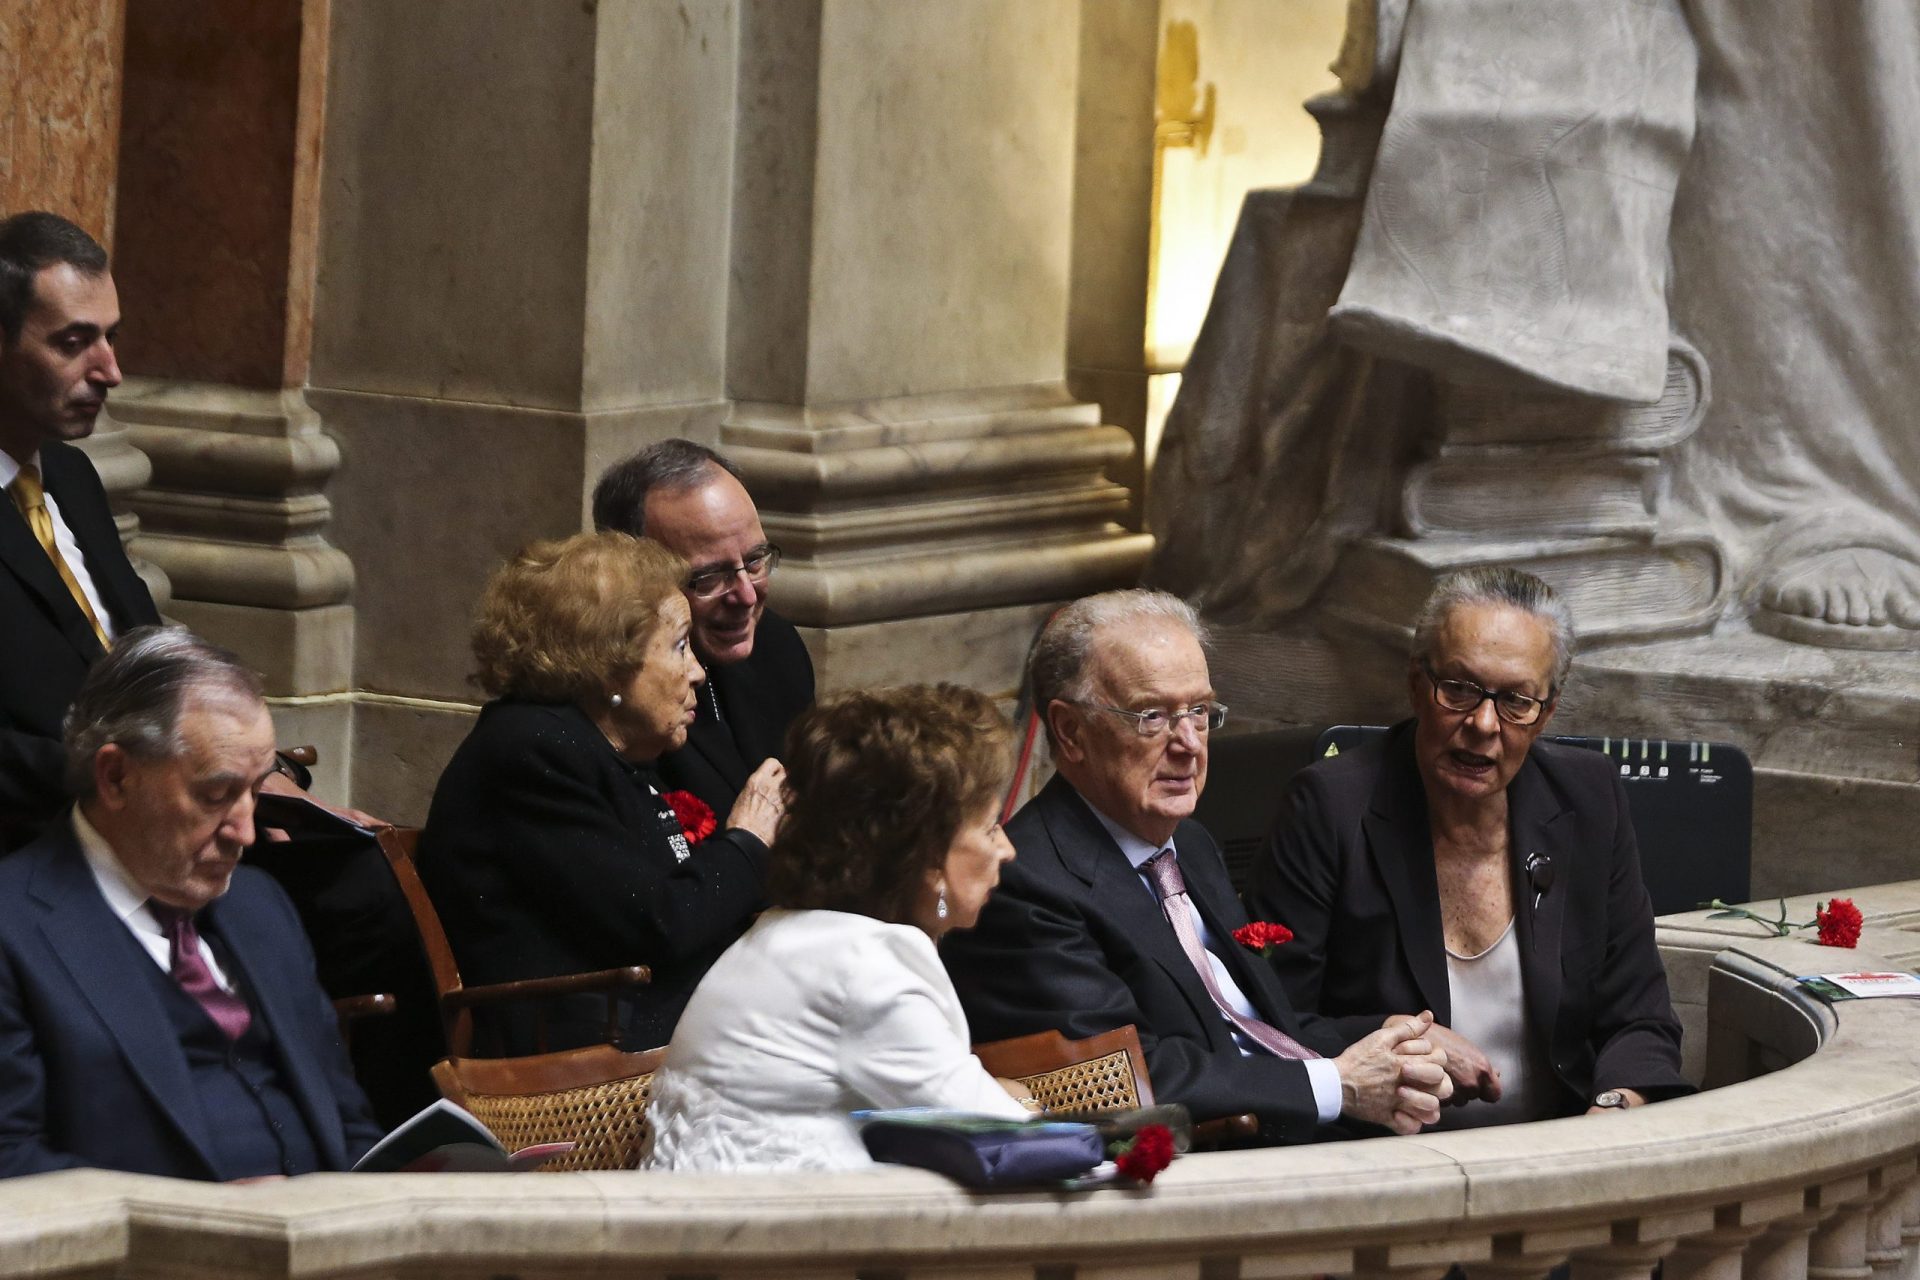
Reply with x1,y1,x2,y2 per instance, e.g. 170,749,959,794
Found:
1248,567,1688,1127
944,590,1455,1144
592,439,815,820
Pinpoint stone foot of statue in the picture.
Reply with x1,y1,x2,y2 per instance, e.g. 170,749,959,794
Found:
1752,546,1920,650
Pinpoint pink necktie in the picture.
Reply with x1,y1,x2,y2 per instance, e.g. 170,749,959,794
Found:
1143,848,1318,1061
150,904,253,1041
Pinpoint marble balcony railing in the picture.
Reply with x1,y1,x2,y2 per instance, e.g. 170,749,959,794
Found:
7,886,1920,1280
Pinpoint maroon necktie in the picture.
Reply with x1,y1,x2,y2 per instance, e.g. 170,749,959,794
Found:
149,904,253,1041
1142,848,1318,1061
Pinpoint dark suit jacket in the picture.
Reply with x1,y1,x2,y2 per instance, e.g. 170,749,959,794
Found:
417,699,769,1054
0,818,381,1179
1246,721,1688,1113
943,776,1335,1142
0,441,160,831
656,608,814,819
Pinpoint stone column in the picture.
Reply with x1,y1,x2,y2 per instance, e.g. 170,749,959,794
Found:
309,0,740,818
723,0,1152,693
1,0,163,606
108,0,350,778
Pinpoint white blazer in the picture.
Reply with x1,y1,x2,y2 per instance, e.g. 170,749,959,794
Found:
643,908,1027,1172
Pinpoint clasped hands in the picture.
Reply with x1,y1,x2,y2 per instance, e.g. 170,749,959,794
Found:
1334,1010,1452,1134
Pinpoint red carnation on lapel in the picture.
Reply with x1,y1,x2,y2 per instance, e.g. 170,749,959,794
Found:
662,790,716,845
1233,921,1294,956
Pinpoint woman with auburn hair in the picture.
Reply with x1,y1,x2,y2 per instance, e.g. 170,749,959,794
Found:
417,532,784,1055
643,684,1033,1172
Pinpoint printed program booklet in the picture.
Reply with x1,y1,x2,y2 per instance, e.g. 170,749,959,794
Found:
1797,972,1920,1001
352,1098,575,1173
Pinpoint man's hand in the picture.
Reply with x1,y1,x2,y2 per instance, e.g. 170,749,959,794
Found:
1586,1087,1648,1115
256,770,384,843
725,758,787,845
1334,1011,1452,1134
1383,1014,1501,1104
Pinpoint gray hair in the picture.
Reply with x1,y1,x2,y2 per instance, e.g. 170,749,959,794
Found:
1410,566,1575,690
63,627,266,798
1029,590,1208,746
590,439,743,537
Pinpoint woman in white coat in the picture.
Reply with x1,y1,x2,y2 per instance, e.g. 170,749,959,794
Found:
642,683,1032,1172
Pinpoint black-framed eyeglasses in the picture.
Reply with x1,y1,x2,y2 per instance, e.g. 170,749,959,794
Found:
686,543,781,600
1419,660,1553,726
1068,700,1229,738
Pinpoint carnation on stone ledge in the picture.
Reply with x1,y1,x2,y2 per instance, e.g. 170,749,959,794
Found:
1816,897,1863,949
1112,1123,1176,1184
1233,921,1294,957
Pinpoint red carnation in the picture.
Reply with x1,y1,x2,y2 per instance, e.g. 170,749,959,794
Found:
1233,921,1295,957
662,790,716,845
1816,897,1863,949
1113,1123,1176,1184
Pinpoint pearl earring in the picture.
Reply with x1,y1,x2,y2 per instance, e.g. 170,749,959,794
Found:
609,693,623,708
936,890,948,920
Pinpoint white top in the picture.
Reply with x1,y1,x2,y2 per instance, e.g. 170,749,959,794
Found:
0,449,116,641
1435,920,1547,1130
73,806,234,991
642,909,1027,1172
1087,805,1342,1123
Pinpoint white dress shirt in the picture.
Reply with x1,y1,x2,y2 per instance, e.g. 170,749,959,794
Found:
1087,807,1342,1123
74,807,235,992
0,448,117,641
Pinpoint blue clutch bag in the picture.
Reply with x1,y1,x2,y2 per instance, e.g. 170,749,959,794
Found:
852,1109,1106,1188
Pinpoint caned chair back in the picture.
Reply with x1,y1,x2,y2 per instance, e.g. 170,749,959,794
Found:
430,1043,669,1172
972,1025,1154,1116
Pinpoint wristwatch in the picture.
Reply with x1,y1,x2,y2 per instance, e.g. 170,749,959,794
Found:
1593,1089,1630,1110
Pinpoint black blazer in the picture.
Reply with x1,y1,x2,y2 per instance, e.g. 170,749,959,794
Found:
943,776,1335,1142
0,819,381,1179
656,608,814,819
417,700,769,1054
0,441,160,830
1246,721,1688,1112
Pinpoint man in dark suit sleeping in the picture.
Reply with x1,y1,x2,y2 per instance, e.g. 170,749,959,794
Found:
0,628,381,1179
592,439,815,818
943,590,1452,1143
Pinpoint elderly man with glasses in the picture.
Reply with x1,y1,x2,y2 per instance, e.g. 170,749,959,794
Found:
1249,567,1688,1127
945,590,1454,1144
592,440,814,820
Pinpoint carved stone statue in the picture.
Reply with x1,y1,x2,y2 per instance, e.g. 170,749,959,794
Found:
1151,0,1920,651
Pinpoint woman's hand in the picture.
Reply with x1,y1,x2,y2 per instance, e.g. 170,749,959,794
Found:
725,757,787,844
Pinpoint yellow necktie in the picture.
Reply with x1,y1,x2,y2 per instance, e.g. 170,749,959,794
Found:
10,465,110,649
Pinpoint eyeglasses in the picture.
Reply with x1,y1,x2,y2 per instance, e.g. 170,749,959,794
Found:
1069,700,1229,738
686,544,781,600
1419,661,1553,726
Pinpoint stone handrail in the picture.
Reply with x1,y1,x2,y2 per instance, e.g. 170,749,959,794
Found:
6,890,1920,1279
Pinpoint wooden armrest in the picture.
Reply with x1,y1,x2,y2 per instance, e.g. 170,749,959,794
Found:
443,966,652,1012
331,992,398,1022
282,745,319,767
1191,1112,1260,1149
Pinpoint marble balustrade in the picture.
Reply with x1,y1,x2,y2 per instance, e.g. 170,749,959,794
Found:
5,888,1920,1279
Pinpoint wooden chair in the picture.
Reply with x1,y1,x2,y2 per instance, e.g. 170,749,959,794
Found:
431,1043,668,1172
973,1024,1260,1147
374,827,651,1057
973,1026,1154,1115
